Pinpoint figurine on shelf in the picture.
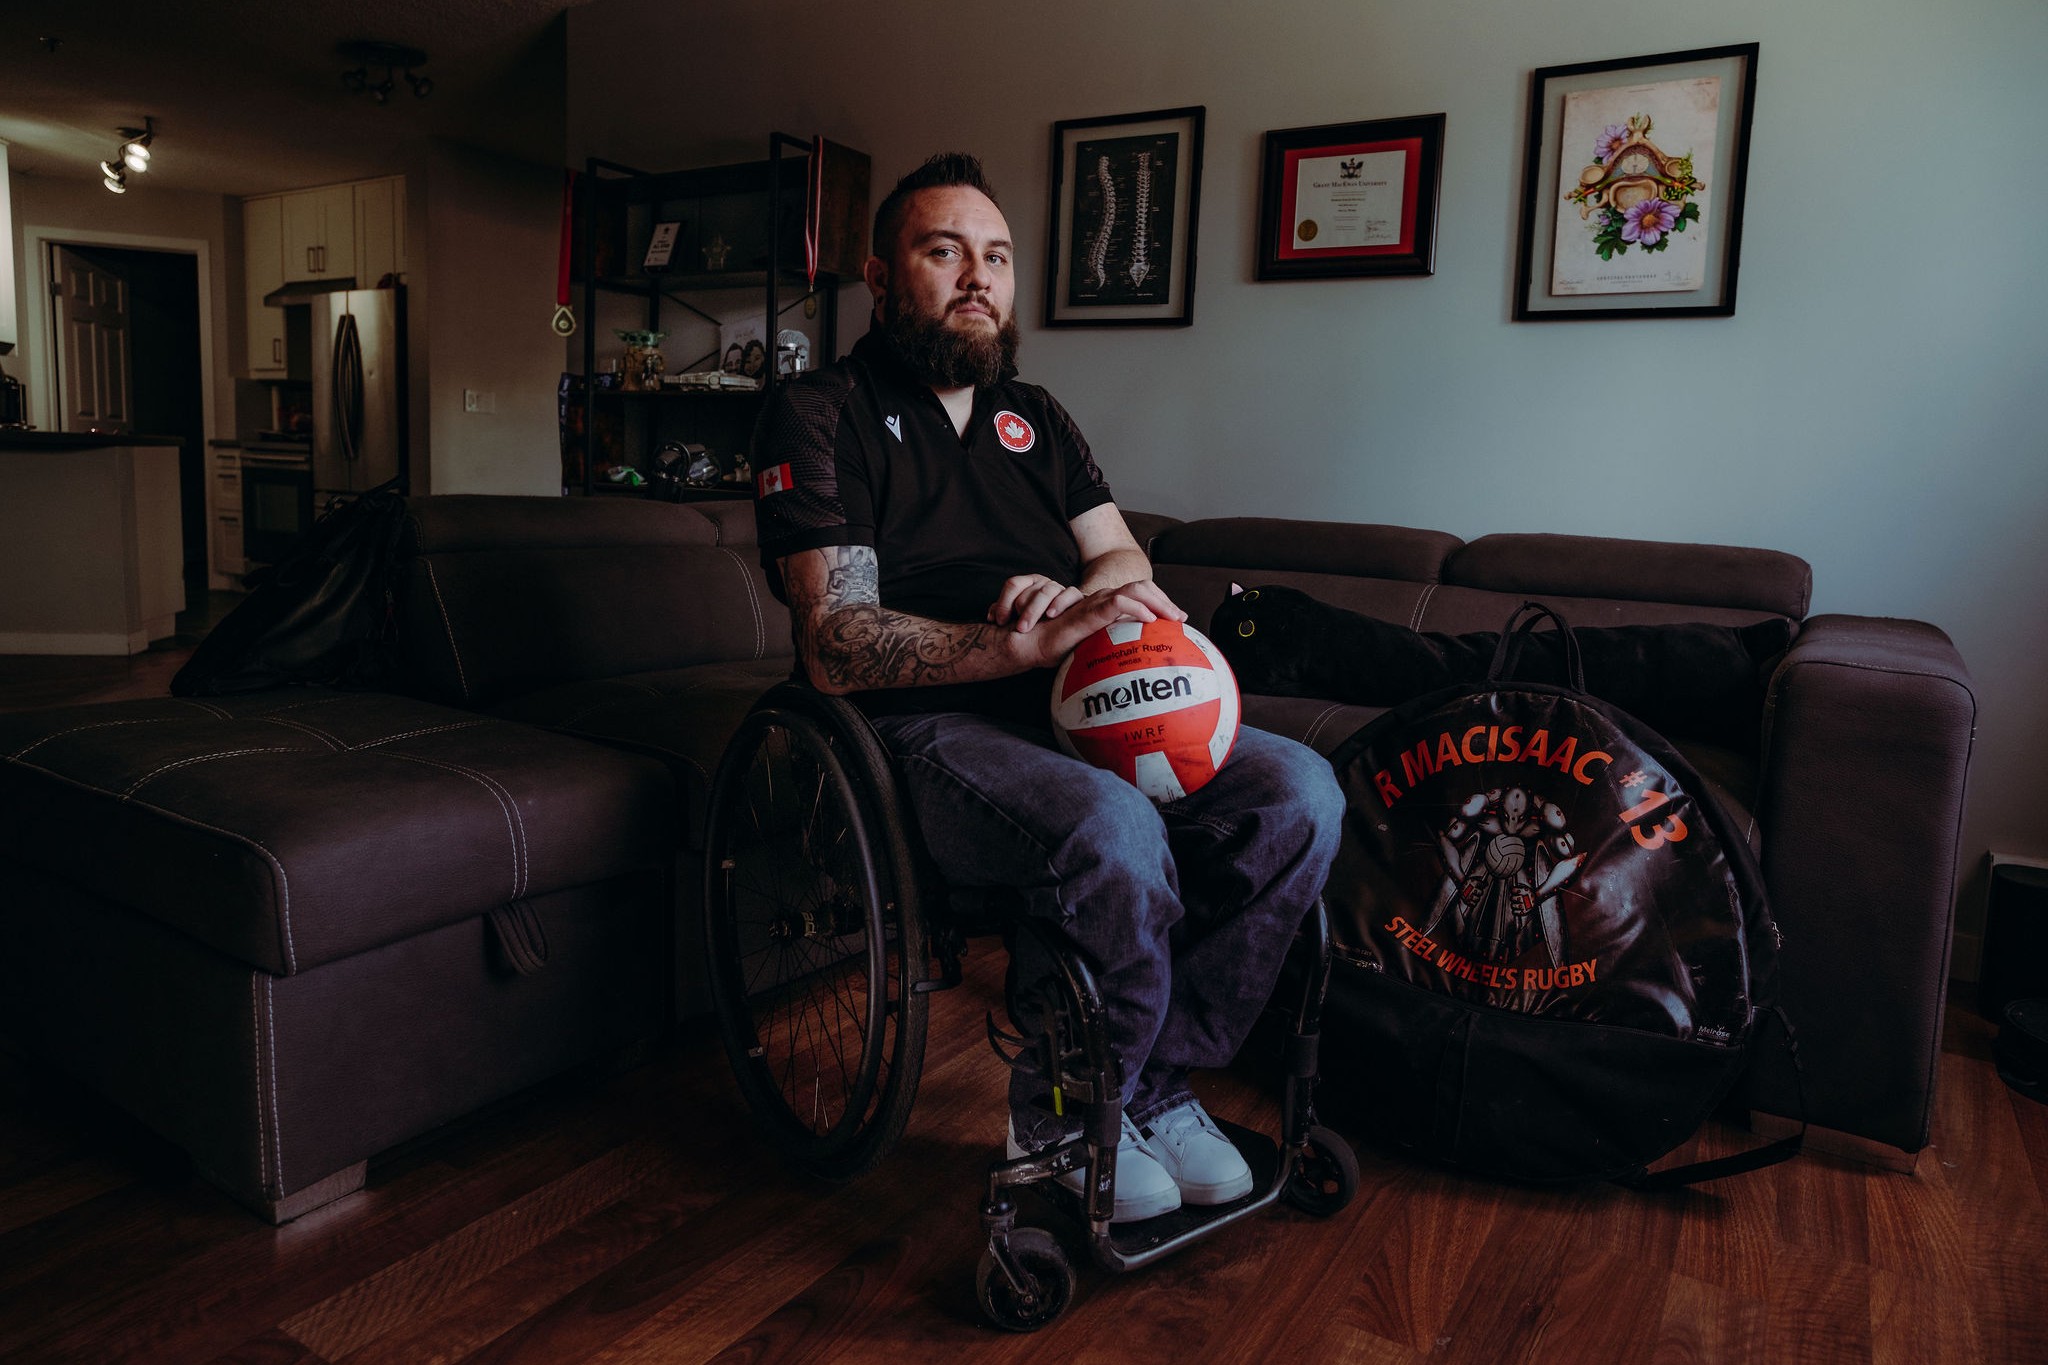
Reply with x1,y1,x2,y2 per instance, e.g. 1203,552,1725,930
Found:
703,234,731,271
615,329,668,391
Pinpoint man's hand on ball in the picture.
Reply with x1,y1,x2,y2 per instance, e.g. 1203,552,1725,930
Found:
1005,585,1161,669
988,574,1084,633
1109,579,1187,624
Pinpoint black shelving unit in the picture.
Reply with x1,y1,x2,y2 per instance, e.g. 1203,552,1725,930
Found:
568,134,869,497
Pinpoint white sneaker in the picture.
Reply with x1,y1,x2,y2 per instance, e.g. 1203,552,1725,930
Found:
1007,1113,1182,1222
1138,1098,1254,1204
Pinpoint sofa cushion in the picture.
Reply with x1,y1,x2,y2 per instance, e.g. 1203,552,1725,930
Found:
1243,694,1385,758
488,658,792,848
1213,585,1794,751
0,690,675,976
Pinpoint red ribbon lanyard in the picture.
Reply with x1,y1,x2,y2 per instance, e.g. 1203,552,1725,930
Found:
804,136,824,290
558,169,576,306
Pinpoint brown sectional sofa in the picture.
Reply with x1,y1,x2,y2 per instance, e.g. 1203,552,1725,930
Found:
0,495,1975,1219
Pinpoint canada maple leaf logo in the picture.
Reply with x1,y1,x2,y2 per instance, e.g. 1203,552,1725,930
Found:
993,410,1035,452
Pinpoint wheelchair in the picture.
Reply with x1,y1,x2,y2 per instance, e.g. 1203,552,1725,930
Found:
701,681,1358,1332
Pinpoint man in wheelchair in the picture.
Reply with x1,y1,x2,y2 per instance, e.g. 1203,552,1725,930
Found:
751,153,1345,1222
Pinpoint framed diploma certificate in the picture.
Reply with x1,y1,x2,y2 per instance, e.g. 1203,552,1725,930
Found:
1256,114,1445,281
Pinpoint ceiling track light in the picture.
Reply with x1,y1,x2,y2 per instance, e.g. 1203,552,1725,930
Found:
338,41,432,105
101,119,150,194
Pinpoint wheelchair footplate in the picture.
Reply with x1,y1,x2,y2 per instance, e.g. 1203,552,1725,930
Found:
1103,1118,1285,1262
1023,1116,1287,1270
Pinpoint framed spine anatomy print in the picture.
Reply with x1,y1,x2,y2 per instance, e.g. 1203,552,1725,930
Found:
1044,106,1205,327
1514,43,1759,320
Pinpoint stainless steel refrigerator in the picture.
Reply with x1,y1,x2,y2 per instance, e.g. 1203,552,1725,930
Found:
309,287,407,499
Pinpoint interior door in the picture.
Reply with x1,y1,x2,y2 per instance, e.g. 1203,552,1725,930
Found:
51,245,134,434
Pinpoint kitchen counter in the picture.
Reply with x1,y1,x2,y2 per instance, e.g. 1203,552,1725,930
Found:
0,439,184,654
0,430,184,451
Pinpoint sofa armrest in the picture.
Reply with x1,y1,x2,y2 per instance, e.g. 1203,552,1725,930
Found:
1750,614,1977,1151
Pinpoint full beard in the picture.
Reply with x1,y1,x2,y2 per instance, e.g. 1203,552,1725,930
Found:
878,292,1021,389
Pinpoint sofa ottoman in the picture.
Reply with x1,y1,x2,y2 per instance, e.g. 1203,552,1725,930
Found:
0,688,677,1221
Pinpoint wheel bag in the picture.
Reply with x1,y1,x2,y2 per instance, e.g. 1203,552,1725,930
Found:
1320,602,1801,1186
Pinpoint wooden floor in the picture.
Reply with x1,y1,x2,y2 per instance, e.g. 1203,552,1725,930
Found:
2,619,2045,1363
0,589,239,716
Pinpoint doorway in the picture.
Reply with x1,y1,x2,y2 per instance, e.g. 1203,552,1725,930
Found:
46,244,209,595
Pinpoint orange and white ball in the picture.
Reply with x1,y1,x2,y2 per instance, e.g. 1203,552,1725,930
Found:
1050,620,1240,803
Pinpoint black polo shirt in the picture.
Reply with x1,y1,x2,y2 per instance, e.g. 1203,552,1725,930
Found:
753,329,1115,723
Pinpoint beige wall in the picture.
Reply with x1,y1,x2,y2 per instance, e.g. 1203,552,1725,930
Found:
410,141,565,496
568,0,2048,974
1,168,233,444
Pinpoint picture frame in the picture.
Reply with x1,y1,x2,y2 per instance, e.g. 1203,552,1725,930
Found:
1044,106,1204,327
643,220,681,273
1255,113,1446,281
1513,43,1759,320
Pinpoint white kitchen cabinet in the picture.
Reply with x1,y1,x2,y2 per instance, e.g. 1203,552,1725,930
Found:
244,195,286,375
353,176,406,287
211,448,244,583
282,184,356,283
241,176,405,380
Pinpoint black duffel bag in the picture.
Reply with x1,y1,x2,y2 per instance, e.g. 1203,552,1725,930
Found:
1317,602,1802,1187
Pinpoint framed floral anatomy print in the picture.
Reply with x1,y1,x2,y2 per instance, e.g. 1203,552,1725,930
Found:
1514,44,1759,320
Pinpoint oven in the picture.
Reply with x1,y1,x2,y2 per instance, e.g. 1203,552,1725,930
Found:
240,447,314,564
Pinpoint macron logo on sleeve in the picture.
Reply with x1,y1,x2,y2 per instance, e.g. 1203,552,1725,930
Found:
756,463,794,496
884,414,903,442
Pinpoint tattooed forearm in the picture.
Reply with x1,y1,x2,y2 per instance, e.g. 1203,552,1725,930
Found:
782,544,1008,693
812,605,992,689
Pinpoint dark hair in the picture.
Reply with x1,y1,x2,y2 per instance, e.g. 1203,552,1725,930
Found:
872,153,1001,259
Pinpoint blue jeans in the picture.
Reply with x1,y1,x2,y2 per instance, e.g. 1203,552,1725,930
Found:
867,713,1345,1147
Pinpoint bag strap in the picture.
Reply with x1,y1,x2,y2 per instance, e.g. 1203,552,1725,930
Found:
1487,600,1586,691
1618,1004,1807,1190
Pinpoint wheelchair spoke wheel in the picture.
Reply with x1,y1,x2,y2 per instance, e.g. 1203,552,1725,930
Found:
705,690,928,1181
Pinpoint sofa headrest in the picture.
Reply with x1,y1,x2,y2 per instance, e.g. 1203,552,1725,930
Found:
1150,517,1463,582
1120,510,1182,554
404,495,722,554
1447,534,1811,620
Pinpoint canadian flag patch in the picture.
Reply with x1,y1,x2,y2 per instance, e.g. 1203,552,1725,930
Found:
993,410,1035,453
756,462,795,496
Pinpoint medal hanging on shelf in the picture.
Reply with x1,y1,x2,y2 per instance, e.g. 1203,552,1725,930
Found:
551,168,577,337
802,135,823,319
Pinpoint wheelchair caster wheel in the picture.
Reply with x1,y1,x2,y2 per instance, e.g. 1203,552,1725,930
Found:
977,1227,1075,1332
1283,1124,1359,1216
